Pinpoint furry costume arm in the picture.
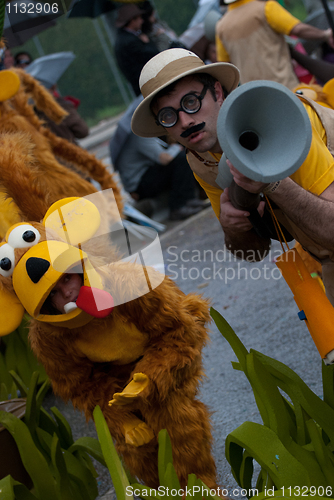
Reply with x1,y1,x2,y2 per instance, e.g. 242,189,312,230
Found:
11,68,68,124
104,262,211,403
5,72,123,214
0,132,50,220
43,127,123,211
11,68,68,123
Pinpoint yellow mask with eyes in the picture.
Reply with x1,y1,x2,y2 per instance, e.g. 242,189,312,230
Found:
0,197,110,333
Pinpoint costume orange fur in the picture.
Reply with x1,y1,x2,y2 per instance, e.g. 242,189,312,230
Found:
293,79,334,110
0,68,122,238
0,133,220,491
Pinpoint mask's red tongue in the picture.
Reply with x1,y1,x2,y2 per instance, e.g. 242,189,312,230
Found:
76,286,114,318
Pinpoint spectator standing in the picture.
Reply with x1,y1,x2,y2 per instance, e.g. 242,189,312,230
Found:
215,0,334,89
114,3,159,96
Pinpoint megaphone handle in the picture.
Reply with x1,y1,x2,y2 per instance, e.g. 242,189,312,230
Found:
228,180,261,211
247,209,275,239
228,181,278,239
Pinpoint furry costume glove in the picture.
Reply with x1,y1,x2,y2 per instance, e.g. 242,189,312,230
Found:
109,372,149,406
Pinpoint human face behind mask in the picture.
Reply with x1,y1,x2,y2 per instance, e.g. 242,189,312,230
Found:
49,273,83,314
153,75,225,154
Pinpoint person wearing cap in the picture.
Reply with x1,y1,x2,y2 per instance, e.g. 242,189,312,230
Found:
114,3,159,96
215,0,334,89
131,48,334,305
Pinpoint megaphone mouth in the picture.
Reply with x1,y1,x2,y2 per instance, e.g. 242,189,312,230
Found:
239,130,259,151
217,81,313,182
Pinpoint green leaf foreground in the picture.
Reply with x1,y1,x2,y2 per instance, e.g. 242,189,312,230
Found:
94,408,223,500
211,307,334,495
0,372,102,499
94,408,327,500
0,318,47,400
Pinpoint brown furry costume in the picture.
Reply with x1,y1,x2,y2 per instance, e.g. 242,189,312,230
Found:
0,133,220,491
0,68,123,238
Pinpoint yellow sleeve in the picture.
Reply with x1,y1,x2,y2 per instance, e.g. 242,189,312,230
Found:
215,34,230,62
290,103,334,195
193,172,223,219
265,0,300,35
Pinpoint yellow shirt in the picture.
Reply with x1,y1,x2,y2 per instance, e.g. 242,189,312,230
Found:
193,104,334,219
216,0,300,62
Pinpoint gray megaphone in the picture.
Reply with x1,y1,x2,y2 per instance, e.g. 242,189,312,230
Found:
216,80,312,188
216,80,312,237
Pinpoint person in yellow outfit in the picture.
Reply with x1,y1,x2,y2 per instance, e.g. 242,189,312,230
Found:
131,48,334,305
215,0,334,89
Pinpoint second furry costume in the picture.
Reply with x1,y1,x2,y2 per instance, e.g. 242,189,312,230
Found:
0,132,220,491
0,68,123,239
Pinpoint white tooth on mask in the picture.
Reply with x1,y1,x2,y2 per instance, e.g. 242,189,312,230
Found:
64,302,78,314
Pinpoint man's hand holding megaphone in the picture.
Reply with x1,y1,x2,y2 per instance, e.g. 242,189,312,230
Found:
219,161,266,234
216,80,313,245
228,160,270,194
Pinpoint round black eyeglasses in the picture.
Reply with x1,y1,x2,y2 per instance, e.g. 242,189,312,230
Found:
155,85,209,128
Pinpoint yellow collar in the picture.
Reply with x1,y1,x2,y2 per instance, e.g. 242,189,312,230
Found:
209,151,222,162
228,0,255,10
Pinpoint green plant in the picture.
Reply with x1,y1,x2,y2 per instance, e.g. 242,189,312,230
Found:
94,406,327,500
93,405,222,500
131,429,221,500
211,307,334,496
93,405,134,500
0,371,105,499
0,316,47,395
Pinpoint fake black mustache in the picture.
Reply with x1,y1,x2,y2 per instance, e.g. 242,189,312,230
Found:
180,122,205,139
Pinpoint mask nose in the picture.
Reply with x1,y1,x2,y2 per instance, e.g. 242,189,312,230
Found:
26,257,50,283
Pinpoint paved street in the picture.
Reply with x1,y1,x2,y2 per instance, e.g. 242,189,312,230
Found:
42,118,324,499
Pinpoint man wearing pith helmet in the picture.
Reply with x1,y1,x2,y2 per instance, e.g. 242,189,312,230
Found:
131,48,240,211
131,48,334,307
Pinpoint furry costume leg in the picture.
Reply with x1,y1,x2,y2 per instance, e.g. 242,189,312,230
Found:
116,397,218,490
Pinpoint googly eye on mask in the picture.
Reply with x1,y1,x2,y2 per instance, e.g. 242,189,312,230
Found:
7,224,41,249
0,224,41,277
0,243,15,277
